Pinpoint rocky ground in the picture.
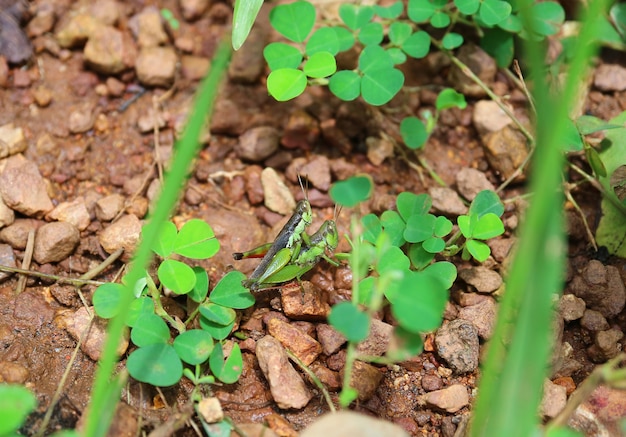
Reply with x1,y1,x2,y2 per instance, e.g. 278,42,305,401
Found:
1,0,626,436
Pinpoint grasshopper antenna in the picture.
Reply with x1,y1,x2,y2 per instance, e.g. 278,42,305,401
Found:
297,173,309,200
334,203,342,221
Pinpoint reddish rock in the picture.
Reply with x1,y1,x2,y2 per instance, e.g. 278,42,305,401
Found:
266,318,322,366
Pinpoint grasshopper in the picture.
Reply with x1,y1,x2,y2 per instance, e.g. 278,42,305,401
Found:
244,219,339,290
234,208,339,291
233,199,312,291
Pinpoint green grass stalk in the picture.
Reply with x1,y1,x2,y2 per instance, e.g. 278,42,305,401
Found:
82,38,232,437
470,1,610,435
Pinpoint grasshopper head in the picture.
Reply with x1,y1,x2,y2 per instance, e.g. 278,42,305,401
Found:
321,220,338,251
296,199,313,225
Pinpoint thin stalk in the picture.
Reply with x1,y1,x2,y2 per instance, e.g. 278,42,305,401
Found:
547,353,626,430
15,229,34,294
434,40,535,144
470,1,610,435
286,349,336,413
82,37,233,437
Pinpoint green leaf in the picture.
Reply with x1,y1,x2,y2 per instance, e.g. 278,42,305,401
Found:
497,13,523,33
131,275,148,298
329,175,373,207
423,261,457,289
269,1,316,42
127,344,183,387
339,4,374,31
358,45,394,74
408,0,435,23
430,11,451,28
150,221,176,258
267,69,307,101
303,52,337,78
328,301,371,342
611,2,626,39
455,0,479,15
130,313,170,347
0,385,37,435
232,0,263,50
436,88,467,110
362,213,382,243
332,26,356,52
209,271,255,309
596,15,624,47
469,190,504,218
158,259,196,295
200,316,235,341
442,32,464,50
358,22,384,46
479,0,512,26
199,303,236,326
481,28,515,67
408,243,435,269
188,266,209,303
174,219,219,259
373,1,404,19
400,116,428,149
173,329,214,365
527,2,564,37
210,342,243,384
377,245,410,274
423,237,445,253
264,42,303,70
380,210,407,246
356,276,375,306
389,22,412,47
466,239,491,262
473,213,505,240
306,28,340,56
93,283,127,319
329,70,361,101
576,115,624,135
402,31,431,58
388,48,407,64
361,68,404,106
405,213,436,243
397,192,432,221
126,296,154,327
387,271,448,333
457,214,474,238
562,118,585,152
434,216,453,237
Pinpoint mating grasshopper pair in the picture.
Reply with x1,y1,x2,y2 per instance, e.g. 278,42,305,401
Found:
233,199,339,291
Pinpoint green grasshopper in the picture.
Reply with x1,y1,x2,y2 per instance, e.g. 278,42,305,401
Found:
233,199,312,291
234,213,339,291
245,219,339,290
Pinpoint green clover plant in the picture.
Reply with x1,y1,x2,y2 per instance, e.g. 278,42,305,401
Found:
263,0,564,100
328,176,504,405
93,219,255,387
263,0,563,159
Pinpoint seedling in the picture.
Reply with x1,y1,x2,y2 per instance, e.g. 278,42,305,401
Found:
326,176,505,405
93,219,255,387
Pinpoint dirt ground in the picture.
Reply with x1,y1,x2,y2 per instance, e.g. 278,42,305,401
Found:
1,0,626,436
